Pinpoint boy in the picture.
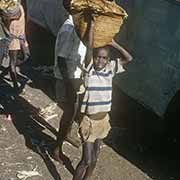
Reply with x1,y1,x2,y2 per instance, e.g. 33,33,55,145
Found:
73,14,132,180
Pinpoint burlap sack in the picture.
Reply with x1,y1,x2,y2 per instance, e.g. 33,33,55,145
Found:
66,0,128,48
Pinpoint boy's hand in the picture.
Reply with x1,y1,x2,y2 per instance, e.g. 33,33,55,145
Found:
108,39,116,46
90,12,98,24
108,39,133,62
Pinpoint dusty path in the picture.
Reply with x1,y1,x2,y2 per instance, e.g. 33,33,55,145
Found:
0,79,154,180
0,67,179,180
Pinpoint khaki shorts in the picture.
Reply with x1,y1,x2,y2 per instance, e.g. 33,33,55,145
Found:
79,113,111,142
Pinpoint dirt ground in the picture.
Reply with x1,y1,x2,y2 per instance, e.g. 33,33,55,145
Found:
0,19,180,180
0,66,150,180
0,63,180,180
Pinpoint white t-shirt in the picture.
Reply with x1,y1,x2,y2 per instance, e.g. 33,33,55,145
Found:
54,16,86,79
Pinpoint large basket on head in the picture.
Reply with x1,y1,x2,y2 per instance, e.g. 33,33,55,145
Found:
65,0,128,48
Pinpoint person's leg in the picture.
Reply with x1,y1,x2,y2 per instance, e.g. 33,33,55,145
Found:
9,50,19,90
82,139,102,180
94,139,102,159
55,79,67,105
73,142,95,180
56,57,81,140
52,78,67,162
54,84,75,147
55,99,74,143
52,58,76,160
65,78,83,148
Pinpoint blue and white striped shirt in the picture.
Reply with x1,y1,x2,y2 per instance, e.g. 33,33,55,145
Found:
81,59,125,114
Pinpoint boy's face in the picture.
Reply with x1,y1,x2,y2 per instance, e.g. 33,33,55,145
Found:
93,48,109,71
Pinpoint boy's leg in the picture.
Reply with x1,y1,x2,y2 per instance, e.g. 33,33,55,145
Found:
73,142,95,180
94,139,102,159
82,140,101,180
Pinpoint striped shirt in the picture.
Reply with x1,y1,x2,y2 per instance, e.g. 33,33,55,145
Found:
81,59,125,114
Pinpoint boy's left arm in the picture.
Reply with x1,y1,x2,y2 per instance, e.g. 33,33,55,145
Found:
109,39,133,65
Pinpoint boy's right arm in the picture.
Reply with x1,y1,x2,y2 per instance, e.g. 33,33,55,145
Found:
84,14,96,68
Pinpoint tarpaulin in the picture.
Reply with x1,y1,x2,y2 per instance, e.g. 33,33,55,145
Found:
115,0,180,116
26,0,68,36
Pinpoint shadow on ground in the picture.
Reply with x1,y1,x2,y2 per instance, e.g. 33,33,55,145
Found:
1,18,180,180
2,61,180,180
0,82,74,179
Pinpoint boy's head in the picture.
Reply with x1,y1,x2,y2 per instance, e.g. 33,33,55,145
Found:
93,46,110,71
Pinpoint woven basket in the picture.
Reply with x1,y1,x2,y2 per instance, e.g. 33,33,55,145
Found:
67,0,128,48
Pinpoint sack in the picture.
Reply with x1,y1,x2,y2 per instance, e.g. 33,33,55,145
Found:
67,0,128,48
